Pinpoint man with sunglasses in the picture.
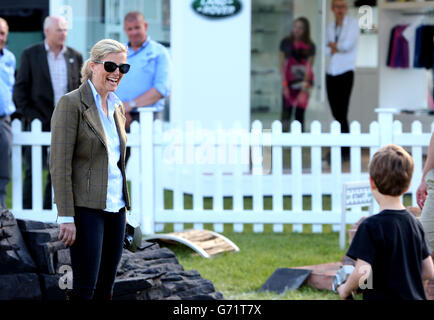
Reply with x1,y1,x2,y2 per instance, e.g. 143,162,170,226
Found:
13,15,83,210
115,11,171,129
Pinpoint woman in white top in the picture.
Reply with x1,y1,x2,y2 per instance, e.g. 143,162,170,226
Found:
325,0,360,159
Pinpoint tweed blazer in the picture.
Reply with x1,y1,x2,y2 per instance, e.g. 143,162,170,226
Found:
50,81,131,217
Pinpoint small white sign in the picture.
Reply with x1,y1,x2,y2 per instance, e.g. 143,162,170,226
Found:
340,181,374,250
345,185,372,207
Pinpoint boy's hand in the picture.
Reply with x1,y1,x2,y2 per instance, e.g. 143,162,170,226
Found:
337,284,349,299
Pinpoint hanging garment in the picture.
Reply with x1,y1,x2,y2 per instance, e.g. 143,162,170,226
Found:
403,18,423,69
414,25,423,68
419,25,434,69
387,25,410,68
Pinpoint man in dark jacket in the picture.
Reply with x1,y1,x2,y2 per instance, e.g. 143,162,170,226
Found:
13,15,83,210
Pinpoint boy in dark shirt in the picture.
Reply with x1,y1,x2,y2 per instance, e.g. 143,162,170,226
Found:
338,144,434,300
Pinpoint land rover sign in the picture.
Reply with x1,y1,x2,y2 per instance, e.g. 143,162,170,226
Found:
192,0,242,19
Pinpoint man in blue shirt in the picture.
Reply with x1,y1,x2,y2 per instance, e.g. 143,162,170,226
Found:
115,11,171,129
0,17,16,209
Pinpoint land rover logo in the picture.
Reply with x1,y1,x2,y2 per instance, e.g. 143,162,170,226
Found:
192,0,242,19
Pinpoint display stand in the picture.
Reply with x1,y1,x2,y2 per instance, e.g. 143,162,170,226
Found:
251,0,292,114
378,0,433,111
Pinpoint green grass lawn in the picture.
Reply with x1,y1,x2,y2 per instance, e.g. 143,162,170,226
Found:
155,192,412,300
158,223,346,300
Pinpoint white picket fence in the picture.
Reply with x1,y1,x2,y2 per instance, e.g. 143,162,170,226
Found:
9,108,433,235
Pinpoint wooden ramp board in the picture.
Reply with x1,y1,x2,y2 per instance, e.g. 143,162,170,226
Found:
143,229,240,258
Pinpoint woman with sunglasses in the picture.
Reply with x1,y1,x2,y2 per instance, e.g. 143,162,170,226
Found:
50,39,131,300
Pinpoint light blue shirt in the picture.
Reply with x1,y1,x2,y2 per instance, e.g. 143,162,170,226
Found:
115,36,171,111
57,80,126,224
87,79,126,212
0,48,16,116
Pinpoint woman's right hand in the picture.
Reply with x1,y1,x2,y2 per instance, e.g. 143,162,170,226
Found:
296,91,308,108
58,223,76,247
417,180,427,210
282,86,290,100
125,111,133,131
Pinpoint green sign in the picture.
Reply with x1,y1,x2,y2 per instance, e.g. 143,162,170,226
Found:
192,0,242,19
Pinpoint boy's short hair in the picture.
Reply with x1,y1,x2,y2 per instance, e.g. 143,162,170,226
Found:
369,144,414,196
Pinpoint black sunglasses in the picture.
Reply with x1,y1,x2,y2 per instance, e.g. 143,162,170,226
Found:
94,60,130,74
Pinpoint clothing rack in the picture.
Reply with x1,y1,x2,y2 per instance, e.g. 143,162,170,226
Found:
401,109,434,115
401,8,434,16
378,0,431,111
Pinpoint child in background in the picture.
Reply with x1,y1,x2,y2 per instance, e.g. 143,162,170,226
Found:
279,17,315,132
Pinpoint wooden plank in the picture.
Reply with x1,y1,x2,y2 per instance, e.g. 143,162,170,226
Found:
206,247,237,256
184,234,215,242
161,229,239,257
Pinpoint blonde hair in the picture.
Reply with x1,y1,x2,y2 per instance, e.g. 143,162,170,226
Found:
81,39,127,83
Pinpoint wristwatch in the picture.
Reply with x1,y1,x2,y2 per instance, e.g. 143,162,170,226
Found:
129,100,136,108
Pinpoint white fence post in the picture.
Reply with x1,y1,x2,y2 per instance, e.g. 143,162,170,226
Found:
31,120,43,213
271,120,283,233
376,108,398,146
126,121,141,228
311,121,323,233
252,120,264,233
291,121,303,233
11,120,23,212
138,108,158,235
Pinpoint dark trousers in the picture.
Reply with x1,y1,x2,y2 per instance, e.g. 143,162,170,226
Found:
326,71,354,134
326,71,354,159
281,100,306,132
22,119,52,209
70,206,126,300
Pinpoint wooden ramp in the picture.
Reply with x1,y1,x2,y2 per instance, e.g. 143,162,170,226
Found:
143,229,240,258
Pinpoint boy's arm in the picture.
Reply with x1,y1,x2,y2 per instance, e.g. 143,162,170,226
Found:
338,258,371,299
421,256,434,281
